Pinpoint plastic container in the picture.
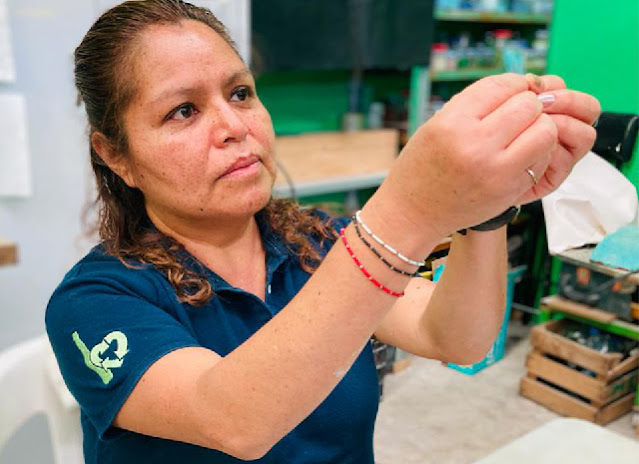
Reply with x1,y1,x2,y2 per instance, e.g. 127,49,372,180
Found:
431,42,449,72
493,29,513,51
479,0,508,12
432,265,527,375
436,0,462,9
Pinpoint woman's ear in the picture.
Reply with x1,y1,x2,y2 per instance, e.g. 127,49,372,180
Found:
91,132,137,188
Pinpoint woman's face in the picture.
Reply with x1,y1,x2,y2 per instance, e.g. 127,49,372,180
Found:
117,20,276,227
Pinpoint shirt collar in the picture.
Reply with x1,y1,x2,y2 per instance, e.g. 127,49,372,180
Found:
181,210,290,293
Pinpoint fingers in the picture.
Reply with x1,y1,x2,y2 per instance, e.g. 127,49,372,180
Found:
448,73,529,120
512,114,596,205
502,112,557,185
515,143,575,205
482,91,543,147
525,75,600,125
540,89,601,125
551,113,597,161
526,74,566,93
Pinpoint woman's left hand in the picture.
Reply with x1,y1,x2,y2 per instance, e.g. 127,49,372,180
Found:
516,74,601,204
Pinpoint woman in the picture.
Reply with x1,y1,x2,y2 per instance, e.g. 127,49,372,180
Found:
46,1,600,463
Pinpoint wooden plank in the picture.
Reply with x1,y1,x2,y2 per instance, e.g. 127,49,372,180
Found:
0,236,17,266
526,351,603,402
609,353,639,380
531,320,621,375
541,295,617,324
596,392,635,425
602,371,639,405
273,129,399,188
520,376,597,422
520,376,635,426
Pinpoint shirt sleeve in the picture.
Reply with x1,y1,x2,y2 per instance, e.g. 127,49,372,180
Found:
45,259,200,439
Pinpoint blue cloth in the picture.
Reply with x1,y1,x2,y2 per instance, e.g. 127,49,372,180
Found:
46,212,379,464
590,225,639,272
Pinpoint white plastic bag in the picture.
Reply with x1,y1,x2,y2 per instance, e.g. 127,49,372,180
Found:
542,152,638,254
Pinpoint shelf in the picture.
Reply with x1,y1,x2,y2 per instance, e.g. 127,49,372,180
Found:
430,66,546,82
539,296,639,341
554,312,638,342
435,9,551,25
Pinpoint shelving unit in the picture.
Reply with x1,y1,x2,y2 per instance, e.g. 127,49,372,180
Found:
435,9,551,24
430,65,546,82
409,8,552,134
538,295,639,341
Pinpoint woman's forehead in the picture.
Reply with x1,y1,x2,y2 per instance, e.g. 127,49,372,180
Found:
128,20,246,101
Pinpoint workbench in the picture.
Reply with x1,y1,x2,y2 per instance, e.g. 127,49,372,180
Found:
271,129,398,198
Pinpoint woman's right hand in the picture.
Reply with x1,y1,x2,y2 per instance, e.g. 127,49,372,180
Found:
370,73,557,241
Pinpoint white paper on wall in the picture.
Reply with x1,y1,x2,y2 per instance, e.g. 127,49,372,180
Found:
96,0,250,63
0,93,32,197
0,0,16,82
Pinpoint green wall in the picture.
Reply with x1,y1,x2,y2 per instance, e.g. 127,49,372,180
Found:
255,70,411,135
547,0,639,190
255,70,410,205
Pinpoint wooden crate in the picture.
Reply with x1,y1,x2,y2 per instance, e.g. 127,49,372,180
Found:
530,319,638,377
520,319,639,425
526,350,637,407
520,377,635,425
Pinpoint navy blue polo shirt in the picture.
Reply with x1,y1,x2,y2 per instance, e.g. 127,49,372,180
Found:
45,213,380,464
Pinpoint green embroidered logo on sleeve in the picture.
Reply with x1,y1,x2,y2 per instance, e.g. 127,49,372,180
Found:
72,331,129,385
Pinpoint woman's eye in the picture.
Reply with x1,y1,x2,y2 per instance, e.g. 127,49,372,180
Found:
230,86,253,102
166,103,197,121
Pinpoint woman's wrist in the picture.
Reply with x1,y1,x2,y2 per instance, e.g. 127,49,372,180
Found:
360,196,443,264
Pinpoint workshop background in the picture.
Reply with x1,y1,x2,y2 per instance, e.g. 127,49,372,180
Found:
1,0,637,463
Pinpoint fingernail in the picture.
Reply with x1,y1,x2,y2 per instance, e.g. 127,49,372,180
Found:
538,93,555,108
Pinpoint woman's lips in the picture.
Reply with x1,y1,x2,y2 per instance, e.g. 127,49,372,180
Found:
219,155,261,178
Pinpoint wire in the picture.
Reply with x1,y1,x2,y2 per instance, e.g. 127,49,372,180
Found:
275,159,297,201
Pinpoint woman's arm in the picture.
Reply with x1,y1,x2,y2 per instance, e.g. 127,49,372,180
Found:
110,74,577,459
374,74,601,364
114,218,436,459
374,228,508,365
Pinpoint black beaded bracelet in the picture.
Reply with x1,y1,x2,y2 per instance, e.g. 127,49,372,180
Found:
352,218,421,277
458,206,521,235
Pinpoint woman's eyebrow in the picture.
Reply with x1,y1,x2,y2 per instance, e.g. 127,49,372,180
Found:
149,69,252,106
150,86,200,106
223,68,253,87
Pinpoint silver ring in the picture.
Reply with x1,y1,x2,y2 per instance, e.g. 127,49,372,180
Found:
526,168,539,185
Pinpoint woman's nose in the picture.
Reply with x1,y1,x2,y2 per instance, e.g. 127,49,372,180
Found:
210,104,249,147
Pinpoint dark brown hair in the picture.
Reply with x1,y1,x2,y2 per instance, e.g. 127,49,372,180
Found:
76,0,336,306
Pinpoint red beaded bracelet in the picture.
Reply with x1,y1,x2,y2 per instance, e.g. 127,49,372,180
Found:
339,228,404,298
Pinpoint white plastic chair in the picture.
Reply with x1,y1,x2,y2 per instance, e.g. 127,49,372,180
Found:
0,335,83,464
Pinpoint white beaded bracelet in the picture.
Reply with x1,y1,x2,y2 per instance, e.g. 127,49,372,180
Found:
354,210,425,267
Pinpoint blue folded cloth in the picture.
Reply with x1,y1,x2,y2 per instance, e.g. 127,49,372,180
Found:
590,225,639,271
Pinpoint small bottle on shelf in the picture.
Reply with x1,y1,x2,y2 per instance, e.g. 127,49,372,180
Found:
431,42,450,72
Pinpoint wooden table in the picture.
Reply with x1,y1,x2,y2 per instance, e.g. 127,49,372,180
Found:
0,236,17,266
272,129,399,198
